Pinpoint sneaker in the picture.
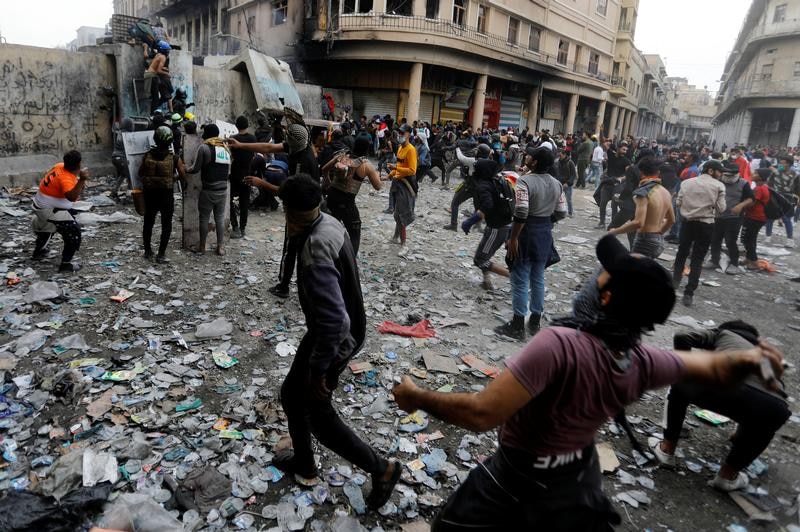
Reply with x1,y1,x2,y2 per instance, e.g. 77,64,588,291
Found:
389,236,401,245
649,440,676,468
230,228,242,239
144,250,154,261
58,262,82,273
156,254,169,264
383,207,394,214
480,272,494,291
703,261,720,270
443,224,457,231
682,293,693,307
397,245,409,257
724,264,740,275
594,222,605,229
494,316,525,341
709,471,749,492
786,238,795,248
527,313,542,336
269,284,290,298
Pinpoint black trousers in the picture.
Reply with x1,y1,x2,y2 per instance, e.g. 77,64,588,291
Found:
597,185,618,226
278,231,297,288
431,154,446,180
709,217,742,266
230,179,251,230
34,218,81,263
432,445,618,531
608,207,635,248
741,218,765,262
664,382,789,471
142,188,174,256
673,219,713,295
576,160,589,188
327,189,362,254
416,164,437,183
449,185,475,227
280,333,386,475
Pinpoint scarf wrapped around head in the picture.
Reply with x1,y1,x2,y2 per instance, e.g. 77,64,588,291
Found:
286,207,320,236
550,267,645,351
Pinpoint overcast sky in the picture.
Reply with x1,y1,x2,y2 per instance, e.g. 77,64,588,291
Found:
636,0,751,93
2,0,748,93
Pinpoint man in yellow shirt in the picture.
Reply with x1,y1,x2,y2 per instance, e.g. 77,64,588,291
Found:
387,124,417,257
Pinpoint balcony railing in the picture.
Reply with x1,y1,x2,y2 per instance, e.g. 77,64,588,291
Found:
722,78,800,103
326,13,610,83
747,18,800,43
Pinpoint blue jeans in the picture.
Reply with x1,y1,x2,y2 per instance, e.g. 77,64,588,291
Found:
587,163,601,185
765,215,793,239
564,185,573,215
510,218,552,317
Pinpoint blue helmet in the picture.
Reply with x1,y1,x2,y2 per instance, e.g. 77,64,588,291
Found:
156,40,171,53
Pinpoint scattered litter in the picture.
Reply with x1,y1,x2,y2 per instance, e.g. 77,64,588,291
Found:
694,409,731,425
422,351,460,374
378,319,437,338
597,442,620,473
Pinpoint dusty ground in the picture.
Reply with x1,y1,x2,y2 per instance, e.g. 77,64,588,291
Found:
0,172,798,531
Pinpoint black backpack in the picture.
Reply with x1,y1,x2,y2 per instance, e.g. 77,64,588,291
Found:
490,174,515,225
764,188,794,220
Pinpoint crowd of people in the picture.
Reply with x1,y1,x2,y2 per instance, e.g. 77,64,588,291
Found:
27,107,794,529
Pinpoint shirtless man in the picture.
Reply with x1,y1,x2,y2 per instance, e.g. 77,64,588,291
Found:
608,155,674,258
145,41,172,113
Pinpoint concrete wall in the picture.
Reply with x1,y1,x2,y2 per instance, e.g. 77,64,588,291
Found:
192,66,259,124
296,82,323,119
0,44,116,184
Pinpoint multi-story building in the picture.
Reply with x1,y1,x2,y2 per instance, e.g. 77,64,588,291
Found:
713,0,800,148
664,77,716,142
113,0,674,136
304,0,652,134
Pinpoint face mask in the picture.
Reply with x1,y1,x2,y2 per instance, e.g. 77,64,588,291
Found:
397,136,407,145
778,164,785,172
731,155,738,160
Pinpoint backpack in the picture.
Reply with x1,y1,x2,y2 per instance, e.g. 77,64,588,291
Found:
127,21,158,49
490,174,515,225
764,187,794,220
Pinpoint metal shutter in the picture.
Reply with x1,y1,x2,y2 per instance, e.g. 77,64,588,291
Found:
499,97,525,130
353,90,399,121
419,93,435,124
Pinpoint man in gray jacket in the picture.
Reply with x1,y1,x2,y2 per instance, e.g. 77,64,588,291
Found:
494,147,562,339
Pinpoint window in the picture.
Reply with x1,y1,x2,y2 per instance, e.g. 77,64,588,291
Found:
477,5,487,34
507,17,519,44
387,0,411,15
358,0,372,12
761,63,773,80
794,61,800,77
452,0,466,27
588,52,600,75
573,44,582,71
343,0,355,13
528,25,541,51
774,3,787,22
272,0,287,25
596,0,607,16
557,39,569,65
425,0,439,19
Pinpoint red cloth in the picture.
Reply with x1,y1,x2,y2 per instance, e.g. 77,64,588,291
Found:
745,184,770,222
377,319,436,338
735,157,752,182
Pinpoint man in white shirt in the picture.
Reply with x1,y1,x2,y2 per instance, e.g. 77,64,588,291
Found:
588,139,607,187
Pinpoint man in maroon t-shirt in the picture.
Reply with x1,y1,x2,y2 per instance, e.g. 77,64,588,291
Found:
393,235,784,531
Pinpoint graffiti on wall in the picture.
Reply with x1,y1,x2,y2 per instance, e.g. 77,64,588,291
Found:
0,54,112,157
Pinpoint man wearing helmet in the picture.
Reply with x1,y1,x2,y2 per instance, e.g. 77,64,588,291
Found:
145,40,172,113
139,126,185,263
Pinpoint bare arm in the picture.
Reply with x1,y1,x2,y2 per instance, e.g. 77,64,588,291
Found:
64,169,89,202
609,196,647,235
660,194,675,234
392,371,532,432
227,137,284,154
730,198,753,216
244,175,279,193
361,162,382,191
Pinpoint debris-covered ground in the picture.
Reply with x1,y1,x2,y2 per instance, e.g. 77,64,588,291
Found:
0,174,799,531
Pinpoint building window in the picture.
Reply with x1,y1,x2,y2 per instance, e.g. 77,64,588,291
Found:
507,17,519,44
425,0,438,19
477,5,487,34
273,0,287,25
528,25,541,51
358,0,372,12
794,61,800,77
588,52,600,75
773,3,787,22
343,0,355,13
557,39,569,65
761,63,773,80
387,0,411,15
596,0,608,16
453,0,466,26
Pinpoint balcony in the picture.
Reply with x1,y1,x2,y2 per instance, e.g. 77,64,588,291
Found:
152,0,209,17
609,76,627,96
723,78,800,103
747,18,800,44
617,21,633,40
317,14,610,85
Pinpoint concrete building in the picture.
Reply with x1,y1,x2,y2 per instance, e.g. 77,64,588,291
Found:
713,0,800,149
67,26,109,51
664,77,716,143
113,0,677,136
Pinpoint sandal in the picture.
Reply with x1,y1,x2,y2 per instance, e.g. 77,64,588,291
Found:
272,450,319,487
366,461,401,510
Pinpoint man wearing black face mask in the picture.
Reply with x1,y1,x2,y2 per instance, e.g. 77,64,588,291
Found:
392,235,784,531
